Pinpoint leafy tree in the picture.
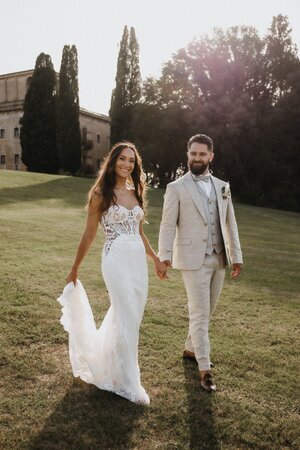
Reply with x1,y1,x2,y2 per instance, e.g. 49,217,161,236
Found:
20,53,58,173
56,45,81,175
129,102,188,184
259,67,300,211
140,18,299,212
264,14,299,102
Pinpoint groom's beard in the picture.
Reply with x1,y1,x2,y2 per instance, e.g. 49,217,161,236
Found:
189,161,209,175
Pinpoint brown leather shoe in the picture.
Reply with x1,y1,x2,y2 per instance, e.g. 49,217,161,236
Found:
183,349,196,361
183,350,214,368
200,371,216,392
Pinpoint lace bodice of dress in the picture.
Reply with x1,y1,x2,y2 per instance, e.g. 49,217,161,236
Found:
101,204,144,255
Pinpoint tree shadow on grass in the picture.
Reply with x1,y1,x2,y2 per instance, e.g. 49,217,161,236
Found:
28,379,147,450
183,359,220,450
0,177,92,208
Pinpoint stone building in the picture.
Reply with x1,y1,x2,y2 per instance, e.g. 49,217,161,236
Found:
0,70,110,173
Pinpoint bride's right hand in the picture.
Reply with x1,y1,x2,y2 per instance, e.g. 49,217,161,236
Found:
66,267,78,285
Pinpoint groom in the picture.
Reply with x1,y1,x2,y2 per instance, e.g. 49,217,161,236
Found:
158,133,243,392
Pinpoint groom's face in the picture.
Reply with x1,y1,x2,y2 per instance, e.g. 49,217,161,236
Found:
187,142,214,175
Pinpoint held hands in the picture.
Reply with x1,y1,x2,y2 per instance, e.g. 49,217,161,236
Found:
154,259,172,280
230,263,242,279
66,267,78,285
154,258,170,280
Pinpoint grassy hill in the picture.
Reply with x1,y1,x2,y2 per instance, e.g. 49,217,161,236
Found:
0,170,299,449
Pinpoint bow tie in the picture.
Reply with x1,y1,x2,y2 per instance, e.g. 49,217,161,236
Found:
192,174,211,183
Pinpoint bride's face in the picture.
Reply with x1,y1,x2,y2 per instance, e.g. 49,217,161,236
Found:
114,148,136,179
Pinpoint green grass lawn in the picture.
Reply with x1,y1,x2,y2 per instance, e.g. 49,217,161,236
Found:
0,170,299,450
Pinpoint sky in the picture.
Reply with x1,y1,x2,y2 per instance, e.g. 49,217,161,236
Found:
1,0,299,116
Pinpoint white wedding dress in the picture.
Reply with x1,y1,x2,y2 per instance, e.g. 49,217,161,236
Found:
57,204,150,404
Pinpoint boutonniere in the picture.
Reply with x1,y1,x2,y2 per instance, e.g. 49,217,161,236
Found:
222,182,231,199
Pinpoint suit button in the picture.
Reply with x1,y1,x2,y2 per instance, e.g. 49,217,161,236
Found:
203,239,207,242
213,233,215,236
204,223,207,226
212,223,214,225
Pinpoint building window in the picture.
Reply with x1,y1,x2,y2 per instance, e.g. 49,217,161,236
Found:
15,154,20,170
0,129,5,139
96,134,100,144
14,127,20,138
0,155,5,165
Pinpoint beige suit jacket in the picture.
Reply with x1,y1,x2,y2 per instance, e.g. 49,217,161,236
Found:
158,172,243,270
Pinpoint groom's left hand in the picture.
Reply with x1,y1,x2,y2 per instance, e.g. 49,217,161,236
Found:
230,263,242,279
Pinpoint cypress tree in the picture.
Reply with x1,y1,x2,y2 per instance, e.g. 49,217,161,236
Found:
57,45,81,175
128,27,142,105
20,53,58,173
110,26,142,142
110,26,130,119
110,27,129,142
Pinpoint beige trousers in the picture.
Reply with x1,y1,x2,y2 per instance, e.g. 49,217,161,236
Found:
181,252,225,370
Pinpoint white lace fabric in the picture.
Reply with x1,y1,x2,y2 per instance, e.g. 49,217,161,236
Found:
101,205,144,255
58,204,150,405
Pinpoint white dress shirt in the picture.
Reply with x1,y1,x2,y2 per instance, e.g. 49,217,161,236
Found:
197,173,211,197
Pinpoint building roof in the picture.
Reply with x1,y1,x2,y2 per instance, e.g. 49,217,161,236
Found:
0,70,110,120
0,69,34,78
79,107,110,122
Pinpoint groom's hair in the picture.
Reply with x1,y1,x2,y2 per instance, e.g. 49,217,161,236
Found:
187,134,213,152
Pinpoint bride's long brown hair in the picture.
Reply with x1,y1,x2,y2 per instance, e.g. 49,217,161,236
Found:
87,142,147,215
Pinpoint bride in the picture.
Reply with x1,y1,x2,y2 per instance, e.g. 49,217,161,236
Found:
58,142,167,405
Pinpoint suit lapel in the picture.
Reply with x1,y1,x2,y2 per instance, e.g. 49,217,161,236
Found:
182,172,207,222
211,176,224,219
